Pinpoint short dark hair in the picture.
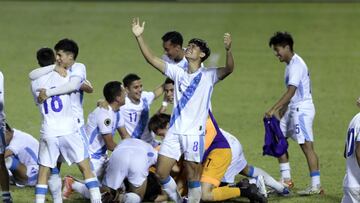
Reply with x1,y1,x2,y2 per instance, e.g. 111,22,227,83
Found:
188,38,211,62
36,48,55,67
5,123,12,132
148,113,171,133
269,31,294,51
162,31,183,47
54,38,79,59
164,77,174,85
103,81,122,103
123,73,141,88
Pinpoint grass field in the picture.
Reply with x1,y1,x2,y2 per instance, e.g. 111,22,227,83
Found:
1,1,360,202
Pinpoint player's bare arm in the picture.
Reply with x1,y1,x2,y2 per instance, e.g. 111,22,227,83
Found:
217,33,234,80
80,79,94,93
103,134,117,151
118,127,131,140
131,17,166,74
265,85,296,118
153,83,164,100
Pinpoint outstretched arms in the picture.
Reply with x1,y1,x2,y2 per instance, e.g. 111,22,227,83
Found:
131,17,166,74
217,33,234,80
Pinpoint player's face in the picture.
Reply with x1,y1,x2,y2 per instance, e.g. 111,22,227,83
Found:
163,41,181,61
164,83,174,103
126,80,142,102
56,50,74,68
185,43,204,62
272,45,291,63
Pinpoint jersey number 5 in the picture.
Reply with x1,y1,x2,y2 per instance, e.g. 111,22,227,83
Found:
43,96,63,114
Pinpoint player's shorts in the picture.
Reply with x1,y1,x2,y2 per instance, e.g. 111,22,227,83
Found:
222,135,248,184
26,164,39,186
38,132,89,168
90,156,108,177
102,147,149,190
342,187,360,203
159,131,205,163
280,101,315,144
201,148,232,186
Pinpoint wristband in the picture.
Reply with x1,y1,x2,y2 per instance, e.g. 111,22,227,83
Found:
162,101,168,107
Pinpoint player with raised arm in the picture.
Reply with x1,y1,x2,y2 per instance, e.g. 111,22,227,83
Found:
132,17,234,203
265,31,322,195
62,81,125,200
31,46,101,203
117,73,163,146
0,71,12,203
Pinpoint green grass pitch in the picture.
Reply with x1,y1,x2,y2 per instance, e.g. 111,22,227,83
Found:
1,1,359,202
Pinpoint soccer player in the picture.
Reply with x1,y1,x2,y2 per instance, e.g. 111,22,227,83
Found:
117,73,163,146
161,31,188,69
132,17,234,202
31,45,101,203
4,123,39,187
102,138,158,203
157,77,174,114
265,31,322,195
342,110,360,203
62,81,126,200
0,71,12,203
36,48,56,67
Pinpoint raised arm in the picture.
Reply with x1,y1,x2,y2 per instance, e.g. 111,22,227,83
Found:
153,83,164,100
265,85,296,118
217,33,234,80
131,17,166,74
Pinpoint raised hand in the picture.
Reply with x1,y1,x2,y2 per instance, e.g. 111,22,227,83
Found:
224,33,232,51
132,17,145,37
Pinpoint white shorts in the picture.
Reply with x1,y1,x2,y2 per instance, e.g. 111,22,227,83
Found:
90,157,108,177
26,164,39,186
38,133,89,168
102,148,149,190
222,137,247,184
342,187,360,203
159,131,205,162
280,102,315,144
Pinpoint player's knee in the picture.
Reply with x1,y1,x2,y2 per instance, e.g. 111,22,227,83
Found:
201,187,214,201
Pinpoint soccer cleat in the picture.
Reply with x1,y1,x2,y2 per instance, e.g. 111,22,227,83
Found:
256,175,267,198
62,176,74,199
280,179,294,189
236,179,267,203
297,185,324,196
279,187,291,196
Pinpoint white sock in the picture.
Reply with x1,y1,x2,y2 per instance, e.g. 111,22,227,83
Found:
160,176,182,203
310,171,321,187
35,184,48,203
84,177,101,203
48,174,62,203
188,181,201,203
124,192,141,203
72,181,90,199
279,162,291,180
251,166,284,193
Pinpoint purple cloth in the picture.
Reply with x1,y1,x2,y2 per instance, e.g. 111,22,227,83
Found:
263,116,288,157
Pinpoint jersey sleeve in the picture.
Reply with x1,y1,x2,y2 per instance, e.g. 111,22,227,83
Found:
287,65,303,87
6,135,21,155
204,67,219,84
164,62,183,81
46,76,82,97
28,65,55,80
116,111,125,128
97,109,114,135
142,91,155,106
70,63,86,82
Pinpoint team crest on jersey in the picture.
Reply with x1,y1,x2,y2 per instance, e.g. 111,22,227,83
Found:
104,118,111,126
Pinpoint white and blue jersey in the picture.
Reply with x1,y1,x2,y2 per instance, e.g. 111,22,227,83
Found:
31,71,77,138
86,106,120,160
343,112,360,188
162,54,189,71
118,92,155,140
285,54,313,107
68,62,87,126
6,129,39,184
165,62,218,136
